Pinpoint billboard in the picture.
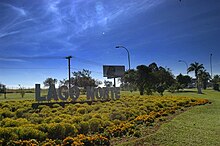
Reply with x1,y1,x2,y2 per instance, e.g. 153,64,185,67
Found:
103,65,125,78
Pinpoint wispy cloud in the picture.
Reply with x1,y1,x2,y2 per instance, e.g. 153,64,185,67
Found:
0,30,20,38
0,58,25,62
0,3,27,16
0,0,165,55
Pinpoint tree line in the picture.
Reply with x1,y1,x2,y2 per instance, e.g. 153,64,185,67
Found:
121,62,219,95
43,62,220,96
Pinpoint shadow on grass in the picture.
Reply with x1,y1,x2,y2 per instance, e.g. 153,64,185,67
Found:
176,90,197,93
174,90,209,95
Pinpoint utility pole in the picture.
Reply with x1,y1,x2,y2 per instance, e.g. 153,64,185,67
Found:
66,56,72,90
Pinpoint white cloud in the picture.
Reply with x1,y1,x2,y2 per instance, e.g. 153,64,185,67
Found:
0,58,25,62
0,3,27,16
0,30,20,38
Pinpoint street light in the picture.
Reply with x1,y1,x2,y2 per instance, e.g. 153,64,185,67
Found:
115,45,131,70
178,60,188,74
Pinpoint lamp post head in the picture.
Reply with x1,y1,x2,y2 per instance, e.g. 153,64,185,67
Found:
65,56,72,59
115,46,122,48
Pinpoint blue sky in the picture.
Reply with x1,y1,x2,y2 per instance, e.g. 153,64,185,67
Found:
0,0,220,87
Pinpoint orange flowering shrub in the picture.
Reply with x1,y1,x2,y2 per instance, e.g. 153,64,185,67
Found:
6,139,38,146
107,123,134,137
63,134,109,146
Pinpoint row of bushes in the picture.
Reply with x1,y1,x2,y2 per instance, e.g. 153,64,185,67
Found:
0,93,209,145
2,134,110,146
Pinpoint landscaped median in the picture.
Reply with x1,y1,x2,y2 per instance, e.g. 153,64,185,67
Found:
0,93,209,145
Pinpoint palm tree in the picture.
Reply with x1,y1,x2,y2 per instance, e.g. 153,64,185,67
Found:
198,70,211,89
187,62,204,94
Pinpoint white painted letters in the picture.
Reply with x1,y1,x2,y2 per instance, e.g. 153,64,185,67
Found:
35,84,120,102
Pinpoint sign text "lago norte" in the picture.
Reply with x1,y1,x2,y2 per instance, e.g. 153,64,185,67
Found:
35,84,120,102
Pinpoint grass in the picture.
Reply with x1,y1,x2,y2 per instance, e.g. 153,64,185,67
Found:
0,93,35,101
118,89,220,146
0,89,47,101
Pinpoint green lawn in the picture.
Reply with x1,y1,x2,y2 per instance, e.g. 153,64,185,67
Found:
119,89,220,146
0,93,35,101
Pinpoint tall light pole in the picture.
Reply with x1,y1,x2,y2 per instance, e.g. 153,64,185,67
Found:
115,45,131,70
178,60,188,74
210,53,213,79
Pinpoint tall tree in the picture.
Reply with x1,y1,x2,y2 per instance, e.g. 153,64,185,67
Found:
122,69,137,91
43,78,57,87
136,65,152,95
176,73,192,88
72,69,98,88
212,75,220,91
187,62,204,94
104,80,113,87
155,67,175,96
198,70,211,89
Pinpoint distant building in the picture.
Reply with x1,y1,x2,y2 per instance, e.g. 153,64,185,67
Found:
187,78,196,88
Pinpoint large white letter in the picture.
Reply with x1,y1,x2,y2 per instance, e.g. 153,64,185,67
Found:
69,86,80,101
114,87,120,99
58,85,69,101
96,87,103,100
103,87,109,100
35,84,46,101
86,86,95,101
47,84,58,101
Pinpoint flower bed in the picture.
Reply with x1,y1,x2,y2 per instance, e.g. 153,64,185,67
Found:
0,94,209,145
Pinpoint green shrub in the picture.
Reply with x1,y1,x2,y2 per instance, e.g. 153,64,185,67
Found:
47,123,66,139
103,120,113,128
63,123,78,137
78,121,89,134
88,118,102,133
93,113,102,119
77,107,87,114
1,110,15,118
46,123,78,139
2,103,11,109
29,113,43,124
15,109,24,118
17,127,46,141
71,116,82,124
0,128,18,143
82,114,92,121
1,118,29,127
52,116,63,123
110,111,126,121
1,118,17,127
52,103,61,108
